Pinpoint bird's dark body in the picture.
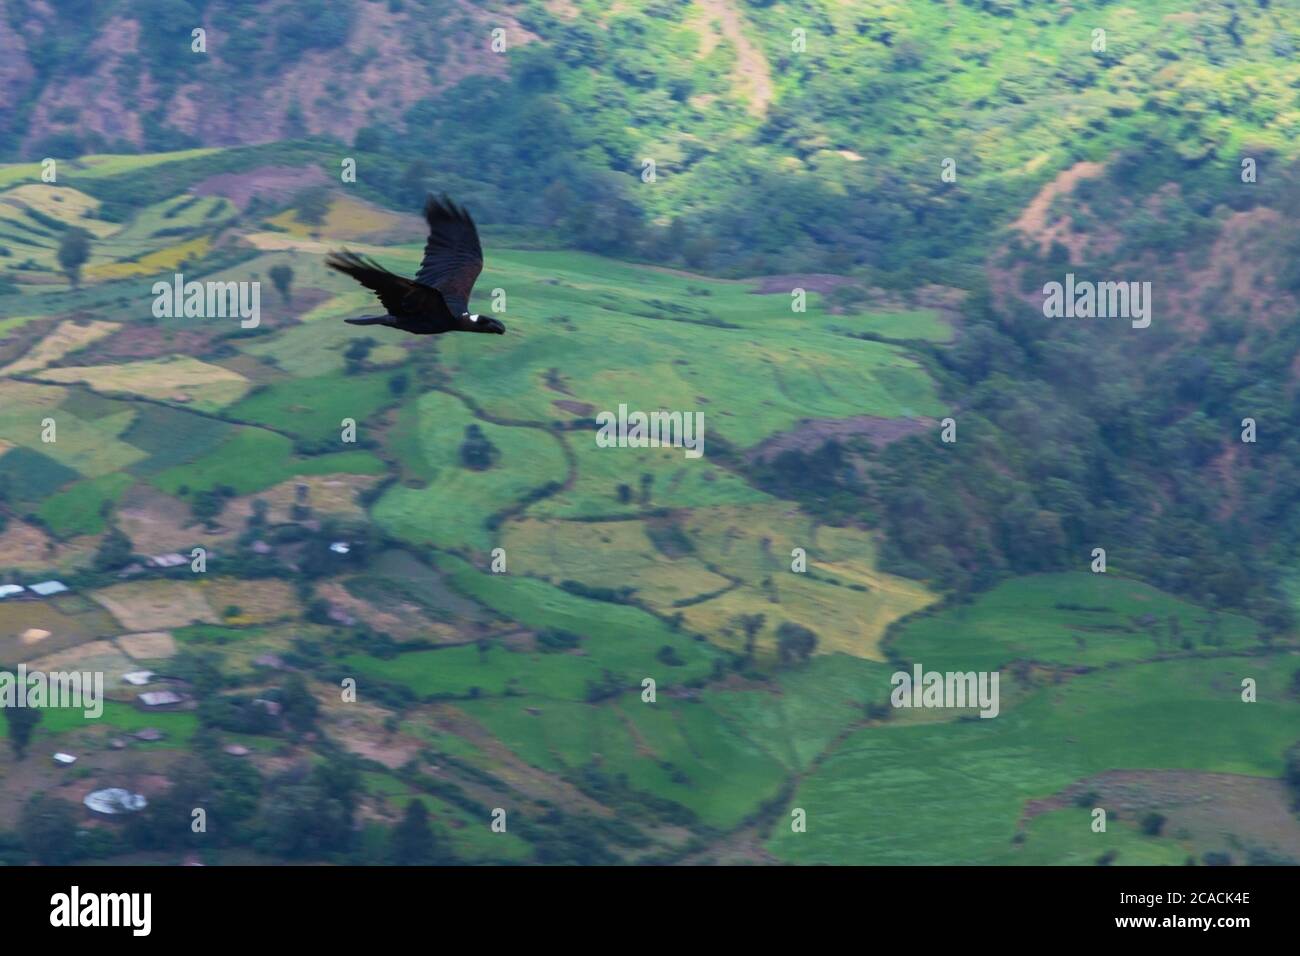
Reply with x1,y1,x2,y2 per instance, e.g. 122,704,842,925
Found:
327,195,505,337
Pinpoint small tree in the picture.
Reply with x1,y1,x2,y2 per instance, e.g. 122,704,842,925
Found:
390,799,438,865
268,264,294,304
295,189,331,227
249,498,269,528
734,613,766,663
776,622,818,666
3,706,41,760
93,524,134,571
459,424,499,471
57,227,91,287
191,489,225,526
1140,812,1167,836
279,672,320,733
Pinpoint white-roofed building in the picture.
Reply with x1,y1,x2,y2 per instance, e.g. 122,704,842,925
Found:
83,788,147,816
136,690,185,709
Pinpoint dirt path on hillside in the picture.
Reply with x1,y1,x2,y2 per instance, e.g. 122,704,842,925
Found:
696,0,773,117
1011,160,1105,254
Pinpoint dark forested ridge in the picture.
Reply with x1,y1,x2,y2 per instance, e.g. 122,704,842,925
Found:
4,0,1299,279
755,145,1300,629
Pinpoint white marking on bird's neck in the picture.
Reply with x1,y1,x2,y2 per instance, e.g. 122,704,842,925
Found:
468,313,479,322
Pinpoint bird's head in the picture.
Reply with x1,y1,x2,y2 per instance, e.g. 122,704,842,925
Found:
467,314,506,334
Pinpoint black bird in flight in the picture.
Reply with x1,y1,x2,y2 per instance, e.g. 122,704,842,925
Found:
327,194,505,336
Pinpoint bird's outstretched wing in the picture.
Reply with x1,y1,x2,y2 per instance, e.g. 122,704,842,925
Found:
326,251,448,317
415,194,483,316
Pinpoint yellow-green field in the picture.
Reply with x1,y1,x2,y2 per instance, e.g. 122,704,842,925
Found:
36,356,251,411
2,319,119,374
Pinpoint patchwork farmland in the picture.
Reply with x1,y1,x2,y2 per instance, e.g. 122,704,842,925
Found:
0,144,1296,867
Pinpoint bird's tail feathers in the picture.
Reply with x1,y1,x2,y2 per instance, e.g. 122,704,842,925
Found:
343,315,395,326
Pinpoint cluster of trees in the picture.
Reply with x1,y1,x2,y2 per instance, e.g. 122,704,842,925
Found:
848,158,1299,630
4,670,455,866
93,524,135,571
737,150,1300,636
10,754,353,864
342,0,1297,283
9,0,1299,287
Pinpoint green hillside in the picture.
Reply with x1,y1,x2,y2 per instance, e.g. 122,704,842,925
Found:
0,0,1298,868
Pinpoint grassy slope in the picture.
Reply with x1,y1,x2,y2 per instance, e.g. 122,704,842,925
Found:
892,572,1262,671
768,654,1299,865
